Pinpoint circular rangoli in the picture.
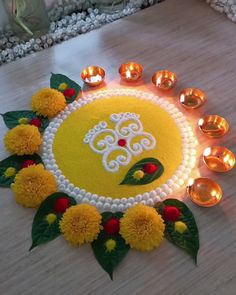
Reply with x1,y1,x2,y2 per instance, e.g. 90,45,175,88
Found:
42,89,197,211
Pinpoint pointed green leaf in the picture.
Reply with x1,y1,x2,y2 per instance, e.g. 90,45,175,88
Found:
120,158,164,185
30,192,76,250
0,154,42,187
156,199,200,263
1,110,49,132
102,211,123,224
92,231,130,279
50,73,81,104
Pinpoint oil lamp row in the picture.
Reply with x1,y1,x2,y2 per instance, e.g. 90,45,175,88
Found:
79,64,234,208
80,64,207,109
81,65,230,137
188,146,235,207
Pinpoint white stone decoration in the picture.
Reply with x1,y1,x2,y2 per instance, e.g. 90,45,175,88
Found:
206,0,236,22
83,112,156,172
0,1,159,66
1,0,235,66
42,88,198,212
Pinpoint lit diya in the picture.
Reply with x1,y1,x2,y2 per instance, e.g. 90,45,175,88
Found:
187,177,222,207
81,66,105,86
203,146,235,172
179,88,206,109
152,70,177,91
119,62,143,82
198,115,229,138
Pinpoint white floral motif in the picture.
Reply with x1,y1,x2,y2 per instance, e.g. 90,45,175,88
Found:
84,113,156,172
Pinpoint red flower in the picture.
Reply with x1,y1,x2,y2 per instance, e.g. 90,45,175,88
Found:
29,118,42,128
63,88,76,98
143,163,157,174
53,197,70,214
163,206,181,222
21,159,36,168
103,217,120,235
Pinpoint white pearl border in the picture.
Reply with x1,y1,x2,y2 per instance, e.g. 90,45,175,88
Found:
42,89,197,212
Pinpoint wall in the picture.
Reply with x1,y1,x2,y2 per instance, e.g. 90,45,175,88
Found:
0,0,55,27
0,0,9,27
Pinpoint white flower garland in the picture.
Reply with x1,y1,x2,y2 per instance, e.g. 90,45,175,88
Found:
42,88,198,212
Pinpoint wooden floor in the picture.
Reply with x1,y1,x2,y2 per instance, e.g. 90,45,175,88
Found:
0,0,236,294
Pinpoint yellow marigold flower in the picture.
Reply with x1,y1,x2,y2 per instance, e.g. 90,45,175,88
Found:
105,239,116,252
133,170,145,180
11,164,57,208
175,221,188,234
46,213,57,224
120,204,165,251
60,204,102,246
4,167,17,178
31,88,66,117
18,117,29,125
4,125,42,155
58,83,68,91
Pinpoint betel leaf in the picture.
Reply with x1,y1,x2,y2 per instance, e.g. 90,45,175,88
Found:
102,211,123,224
50,73,81,104
0,154,42,187
120,158,164,185
157,199,200,263
1,110,49,132
30,192,76,251
92,231,130,280
92,211,128,279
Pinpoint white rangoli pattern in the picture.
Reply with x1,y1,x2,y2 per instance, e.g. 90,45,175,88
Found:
83,112,156,172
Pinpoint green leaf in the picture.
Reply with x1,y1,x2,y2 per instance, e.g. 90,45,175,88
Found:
120,158,164,185
92,231,130,280
157,199,200,263
0,154,42,187
30,192,76,250
1,110,49,132
102,211,123,224
50,73,81,104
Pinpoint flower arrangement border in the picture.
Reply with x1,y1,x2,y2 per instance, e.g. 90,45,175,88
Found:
0,73,200,279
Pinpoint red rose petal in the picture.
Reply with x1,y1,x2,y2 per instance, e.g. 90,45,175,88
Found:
29,118,42,128
53,197,70,214
143,163,157,174
103,217,120,235
21,159,36,169
63,88,76,98
163,206,181,222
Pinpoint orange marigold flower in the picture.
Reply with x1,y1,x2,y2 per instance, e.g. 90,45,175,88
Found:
4,125,42,155
120,204,165,251
60,204,102,246
31,88,66,117
11,164,57,208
